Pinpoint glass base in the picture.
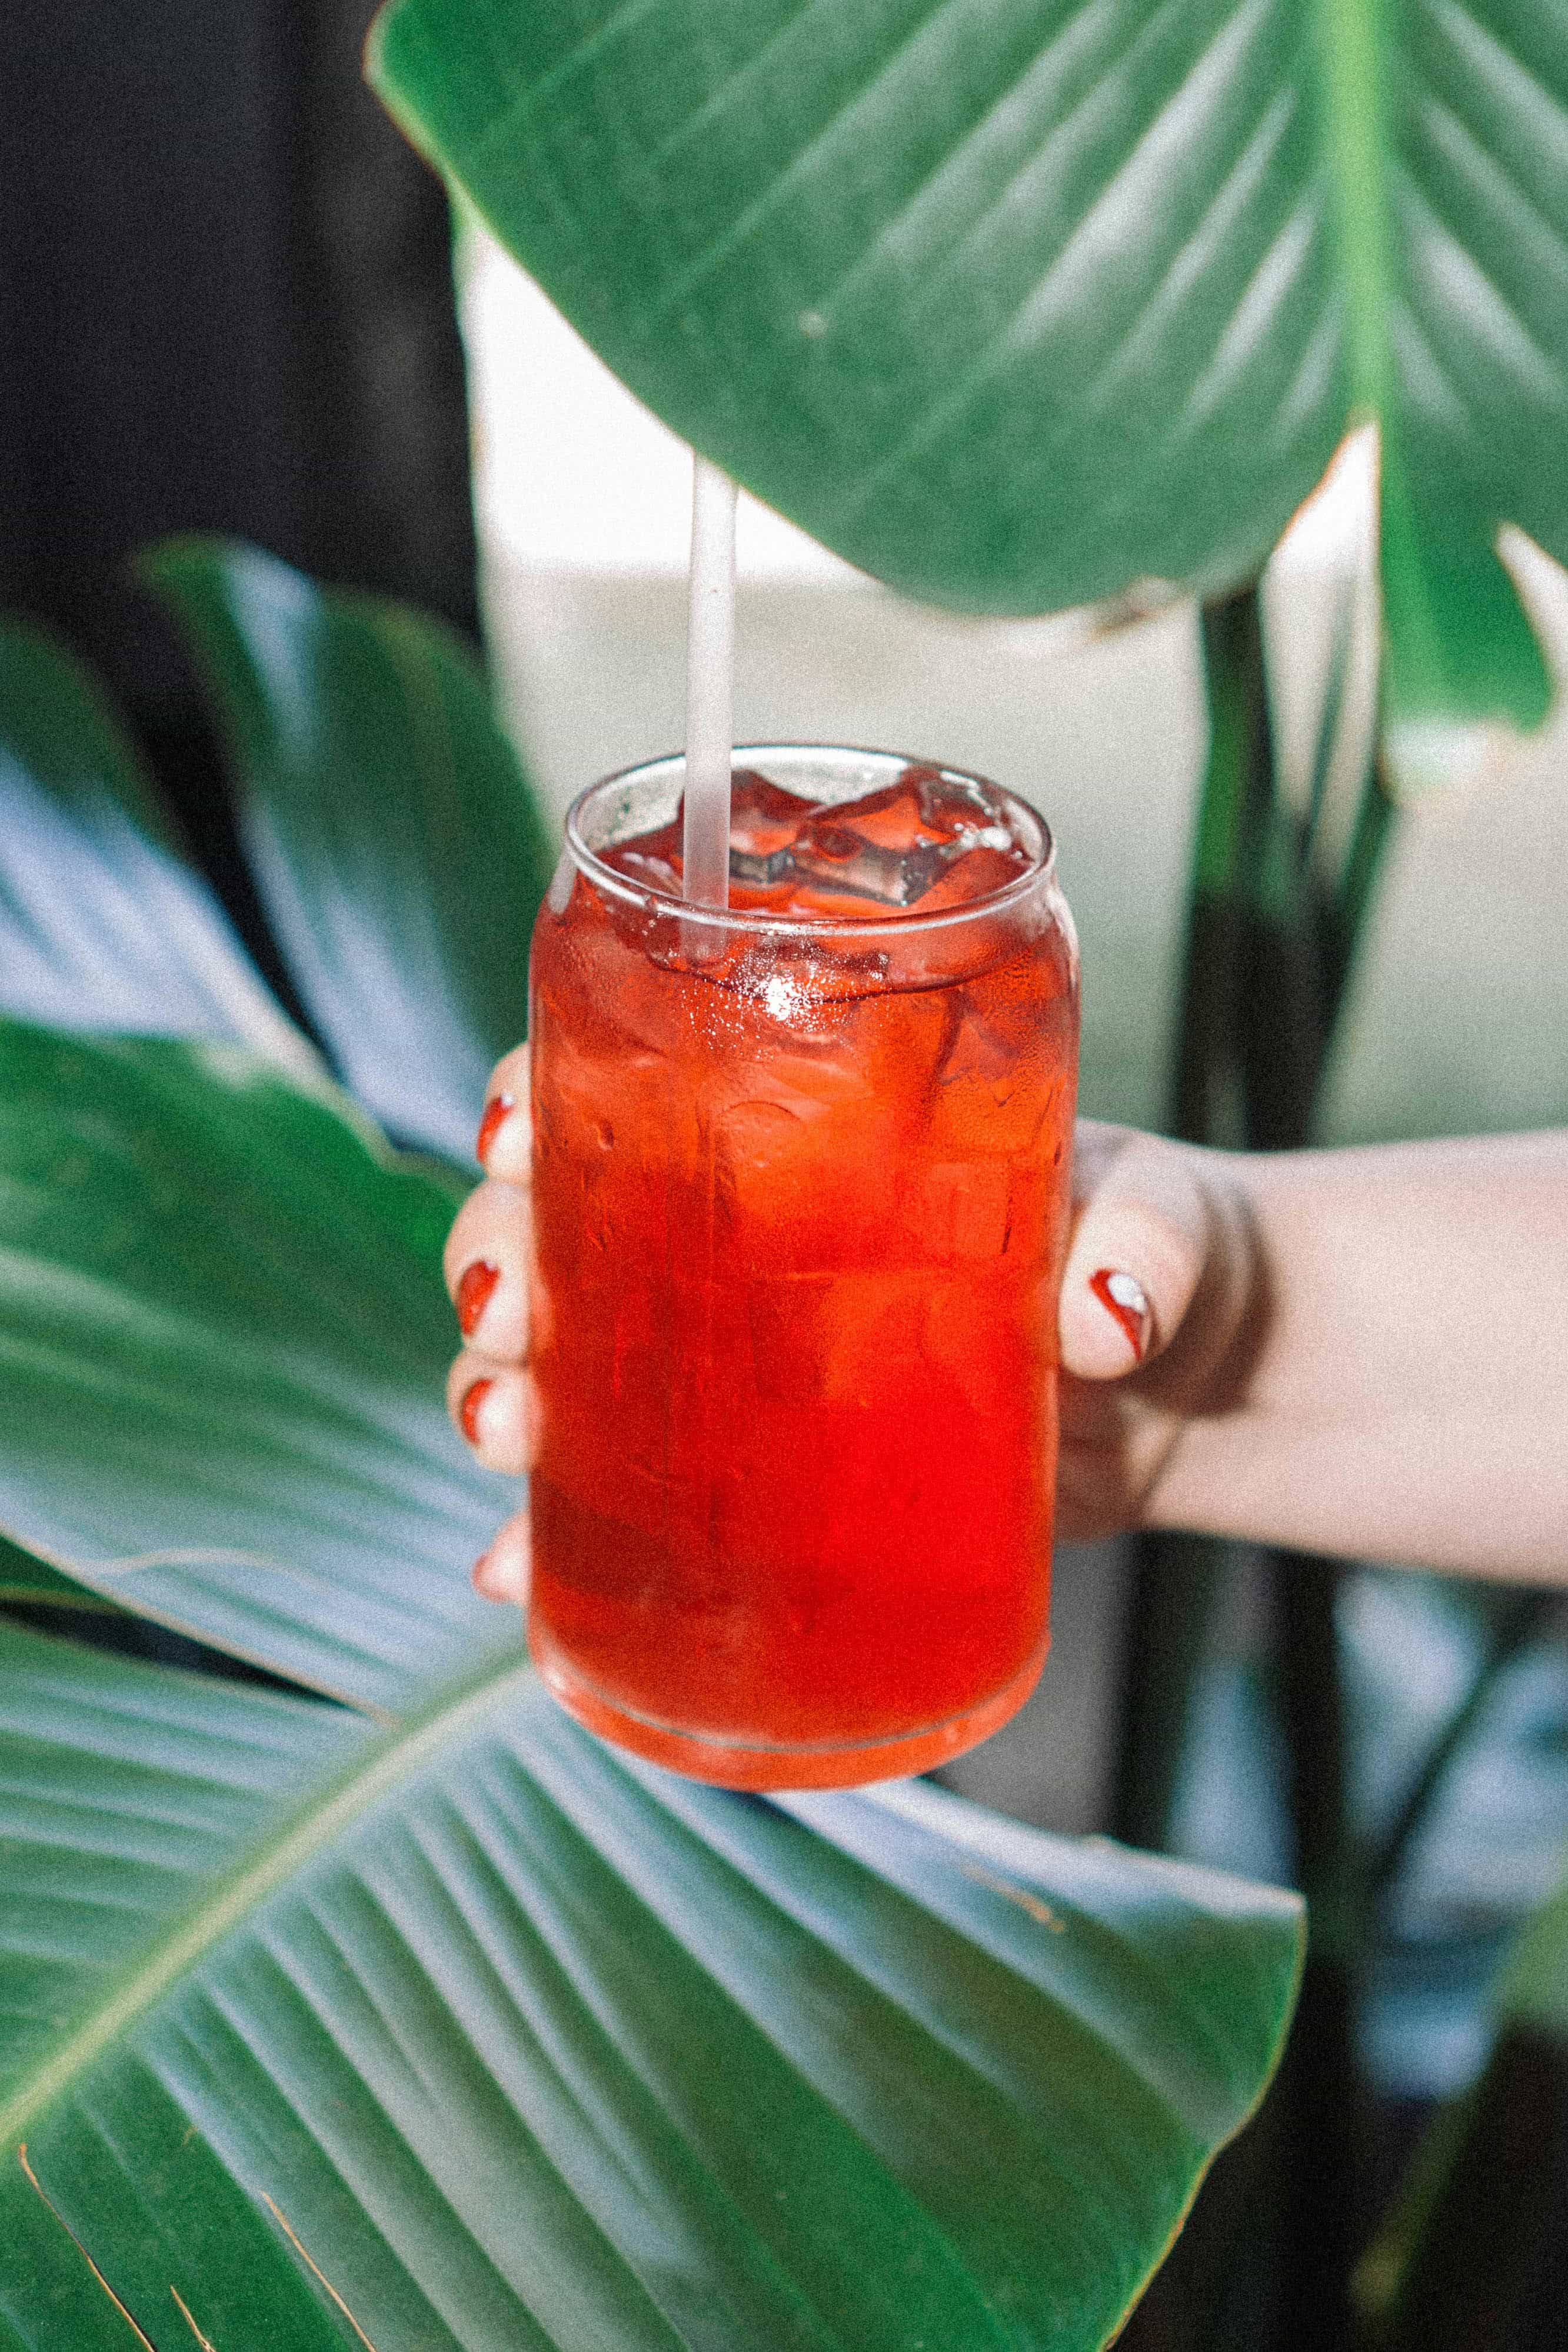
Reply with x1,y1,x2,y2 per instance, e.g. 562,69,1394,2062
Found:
529,1630,1048,1790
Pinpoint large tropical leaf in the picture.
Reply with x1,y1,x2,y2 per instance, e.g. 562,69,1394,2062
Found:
141,537,557,1166
0,1533,122,1615
0,1613,1303,2350
0,618,314,1078
367,0,1568,733
0,1018,514,1715
0,1008,1307,2345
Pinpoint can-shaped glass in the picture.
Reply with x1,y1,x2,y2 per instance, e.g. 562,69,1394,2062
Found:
527,746,1080,1788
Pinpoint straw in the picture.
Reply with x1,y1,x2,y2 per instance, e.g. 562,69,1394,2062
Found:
683,454,738,907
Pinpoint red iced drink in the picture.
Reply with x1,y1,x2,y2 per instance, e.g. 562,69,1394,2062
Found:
527,746,1078,1787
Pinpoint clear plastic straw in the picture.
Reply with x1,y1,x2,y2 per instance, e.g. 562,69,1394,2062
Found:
683,454,738,907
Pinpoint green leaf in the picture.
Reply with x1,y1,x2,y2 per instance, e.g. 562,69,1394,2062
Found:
0,1615,1303,2350
367,0,1566,731
141,537,558,1166
0,618,314,1076
0,1532,125,1615
0,1020,515,1715
1492,1857,1568,2041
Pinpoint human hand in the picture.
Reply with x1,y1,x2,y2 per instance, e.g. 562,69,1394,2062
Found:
442,1043,536,1605
1054,1121,1257,1542
444,1068,1260,1602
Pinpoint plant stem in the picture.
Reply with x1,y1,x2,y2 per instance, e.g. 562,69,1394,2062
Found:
1274,1551,1363,2352
1366,1592,1563,1905
1171,588,1278,1147
1113,587,1274,1857
1110,1532,1227,1855
1114,575,1397,2348
1326,747,1394,1016
1369,2028,1568,2348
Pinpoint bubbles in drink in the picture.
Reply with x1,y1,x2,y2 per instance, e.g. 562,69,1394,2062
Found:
598,761,1034,916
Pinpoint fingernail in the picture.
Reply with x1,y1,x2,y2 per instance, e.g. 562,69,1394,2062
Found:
472,1552,511,1603
477,1092,515,1165
460,1377,494,1447
1089,1268,1153,1363
471,1545,510,1599
457,1259,501,1338
473,1536,527,1602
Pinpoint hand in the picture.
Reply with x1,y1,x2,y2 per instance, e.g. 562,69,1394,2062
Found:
442,1043,535,1605
443,1070,1260,1602
1053,1122,1259,1542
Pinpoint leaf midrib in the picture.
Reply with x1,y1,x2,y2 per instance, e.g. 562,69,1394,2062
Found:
0,1644,534,2147
1313,0,1393,412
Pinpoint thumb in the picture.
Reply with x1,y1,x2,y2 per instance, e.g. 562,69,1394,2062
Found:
1058,1125,1216,1380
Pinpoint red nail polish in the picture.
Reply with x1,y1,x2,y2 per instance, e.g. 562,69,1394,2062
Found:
1089,1268,1153,1363
460,1378,494,1446
477,1092,514,1164
457,1259,501,1338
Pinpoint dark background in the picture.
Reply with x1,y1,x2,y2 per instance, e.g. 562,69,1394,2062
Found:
0,0,477,997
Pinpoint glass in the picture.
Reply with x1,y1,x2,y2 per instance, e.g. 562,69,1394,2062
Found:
526,745,1080,1788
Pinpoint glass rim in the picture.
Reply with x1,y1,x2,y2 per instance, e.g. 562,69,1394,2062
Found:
561,743,1058,939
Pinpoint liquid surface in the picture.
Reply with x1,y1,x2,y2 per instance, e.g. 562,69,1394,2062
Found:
528,764,1078,1785
600,765,1036,917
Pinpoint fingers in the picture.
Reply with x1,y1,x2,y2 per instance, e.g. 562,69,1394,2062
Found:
449,1042,537,1481
475,1042,531,1180
447,1350,539,1474
443,1177,532,1360
472,1510,530,1606
1058,1123,1217,1382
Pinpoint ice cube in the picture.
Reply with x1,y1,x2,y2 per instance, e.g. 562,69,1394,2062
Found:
601,811,684,893
813,769,997,854
901,1159,1014,1260
914,842,1031,911
820,780,928,851
726,770,817,886
789,809,948,906
598,771,816,892
912,767,1013,846
784,764,1026,907
599,762,1029,915
614,846,684,894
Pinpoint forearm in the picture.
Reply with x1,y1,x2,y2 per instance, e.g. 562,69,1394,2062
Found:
1148,1132,1568,1582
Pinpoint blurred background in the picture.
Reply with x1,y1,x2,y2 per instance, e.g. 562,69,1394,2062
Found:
6,1,1568,2338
